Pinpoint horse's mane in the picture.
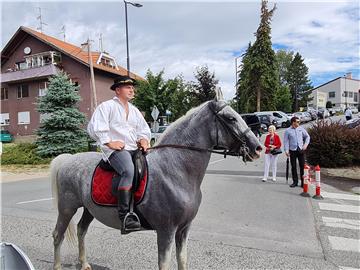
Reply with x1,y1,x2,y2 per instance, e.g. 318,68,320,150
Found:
157,101,210,144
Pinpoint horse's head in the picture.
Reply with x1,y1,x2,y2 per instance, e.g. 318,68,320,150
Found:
208,100,262,161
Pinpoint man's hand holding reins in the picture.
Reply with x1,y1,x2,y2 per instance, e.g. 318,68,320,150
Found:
105,141,125,151
137,139,149,152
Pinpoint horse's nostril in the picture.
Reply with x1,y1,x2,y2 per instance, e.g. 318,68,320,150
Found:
256,146,263,152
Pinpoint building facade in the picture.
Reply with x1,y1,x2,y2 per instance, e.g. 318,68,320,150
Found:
308,73,360,110
1,26,142,138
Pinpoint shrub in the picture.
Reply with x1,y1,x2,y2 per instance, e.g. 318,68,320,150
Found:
307,120,360,168
1,143,51,165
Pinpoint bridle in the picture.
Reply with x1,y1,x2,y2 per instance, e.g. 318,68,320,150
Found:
148,103,253,161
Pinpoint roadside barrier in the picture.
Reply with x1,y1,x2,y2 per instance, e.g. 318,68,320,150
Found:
300,164,311,197
312,165,324,200
300,164,324,199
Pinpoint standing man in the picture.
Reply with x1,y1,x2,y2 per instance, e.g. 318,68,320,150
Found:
283,116,310,188
87,75,151,233
345,107,353,121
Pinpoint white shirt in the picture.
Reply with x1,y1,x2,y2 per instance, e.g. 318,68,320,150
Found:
345,109,352,117
87,97,151,159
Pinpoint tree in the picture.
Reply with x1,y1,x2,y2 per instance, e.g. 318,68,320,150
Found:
274,85,292,112
286,52,312,111
167,76,193,121
36,71,87,157
189,65,218,106
132,69,172,124
235,0,280,112
276,49,294,86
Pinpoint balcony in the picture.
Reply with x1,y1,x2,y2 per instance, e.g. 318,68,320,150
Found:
1,64,59,84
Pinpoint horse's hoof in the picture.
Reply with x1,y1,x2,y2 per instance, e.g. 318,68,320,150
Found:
81,263,92,270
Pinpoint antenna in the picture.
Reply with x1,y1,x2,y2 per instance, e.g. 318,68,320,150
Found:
60,25,66,41
99,33,103,52
36,7,48,33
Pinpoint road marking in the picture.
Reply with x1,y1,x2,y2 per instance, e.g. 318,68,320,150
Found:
322,217,360,230
339,266,360,270
319,203,360,214
16,197,53,205
209,158,225,165
322,191,360,201
328,236,360,253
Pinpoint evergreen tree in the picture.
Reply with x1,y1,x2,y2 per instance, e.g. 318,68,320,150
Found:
190,65,218,106
286,52,312,111
36,71,87,157
167,76,193,121
235,0,280,112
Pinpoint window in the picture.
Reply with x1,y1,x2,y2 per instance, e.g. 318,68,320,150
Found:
38,82,48,96
17,85,29,98
349,92,353,98
1,87,8,100
18,111,30,124
0,113,10,125
343,91,348,97
354,93,358,102
328,92,335,98
16,61,28,70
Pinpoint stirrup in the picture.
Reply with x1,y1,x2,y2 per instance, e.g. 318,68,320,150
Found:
121,212,141,235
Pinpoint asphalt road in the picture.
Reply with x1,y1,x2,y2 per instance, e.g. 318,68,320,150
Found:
1,115,359,270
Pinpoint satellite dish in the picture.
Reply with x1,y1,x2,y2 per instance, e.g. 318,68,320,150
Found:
24,47,31,55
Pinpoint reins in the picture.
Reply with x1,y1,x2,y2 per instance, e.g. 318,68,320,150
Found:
147,102,253,161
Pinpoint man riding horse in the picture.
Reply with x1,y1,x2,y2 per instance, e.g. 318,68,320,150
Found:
87,75,151,233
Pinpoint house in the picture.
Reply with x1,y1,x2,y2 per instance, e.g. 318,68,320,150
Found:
0,26,143,139
308,73,360,110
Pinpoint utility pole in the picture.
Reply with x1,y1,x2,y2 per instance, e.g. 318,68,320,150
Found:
82,39,97,113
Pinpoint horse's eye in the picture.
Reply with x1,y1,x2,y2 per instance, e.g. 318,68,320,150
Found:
227,117,236,122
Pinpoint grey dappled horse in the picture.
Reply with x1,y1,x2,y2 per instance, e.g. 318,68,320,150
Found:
51,99,262,270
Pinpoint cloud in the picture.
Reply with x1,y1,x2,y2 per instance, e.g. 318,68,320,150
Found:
1,1,359,100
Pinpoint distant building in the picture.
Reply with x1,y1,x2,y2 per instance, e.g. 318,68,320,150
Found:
1,26,142,138
308,73,360,110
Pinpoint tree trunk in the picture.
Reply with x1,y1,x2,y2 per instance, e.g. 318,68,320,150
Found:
257,88,261,111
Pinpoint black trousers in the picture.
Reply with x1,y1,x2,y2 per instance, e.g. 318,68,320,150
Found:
289,149,305,185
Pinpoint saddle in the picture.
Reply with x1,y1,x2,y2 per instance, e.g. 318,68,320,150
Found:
91,149,148,206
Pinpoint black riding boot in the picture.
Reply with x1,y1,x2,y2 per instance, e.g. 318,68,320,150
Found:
117,190,141,233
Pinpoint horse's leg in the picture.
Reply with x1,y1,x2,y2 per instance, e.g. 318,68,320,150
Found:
77,208,94,270
157,229,176,270
175,224,191,270
53,208,77,270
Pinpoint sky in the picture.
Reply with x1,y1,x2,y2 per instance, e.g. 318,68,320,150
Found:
1,0,359,100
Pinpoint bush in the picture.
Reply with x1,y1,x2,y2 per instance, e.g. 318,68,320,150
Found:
1,143,51,165
307,120,360,168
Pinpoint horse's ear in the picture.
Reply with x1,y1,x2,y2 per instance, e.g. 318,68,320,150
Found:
215,86,224,101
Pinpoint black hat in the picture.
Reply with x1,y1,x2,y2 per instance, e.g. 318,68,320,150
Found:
110,75,137,90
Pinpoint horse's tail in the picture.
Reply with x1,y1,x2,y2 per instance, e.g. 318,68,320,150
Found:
50,154,77,246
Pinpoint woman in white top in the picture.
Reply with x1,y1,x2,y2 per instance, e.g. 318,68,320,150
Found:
87,75,151,233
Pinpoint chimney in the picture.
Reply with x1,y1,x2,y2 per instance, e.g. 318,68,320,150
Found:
346,72,352,79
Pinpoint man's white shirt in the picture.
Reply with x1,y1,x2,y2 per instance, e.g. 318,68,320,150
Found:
87,97,151,160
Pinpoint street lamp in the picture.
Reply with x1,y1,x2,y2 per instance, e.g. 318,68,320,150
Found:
124,0,142,76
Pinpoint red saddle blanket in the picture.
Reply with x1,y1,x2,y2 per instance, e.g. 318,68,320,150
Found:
91,165,148,206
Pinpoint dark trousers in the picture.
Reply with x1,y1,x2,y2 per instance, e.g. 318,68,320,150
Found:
108,150,136,191
289,149,305,186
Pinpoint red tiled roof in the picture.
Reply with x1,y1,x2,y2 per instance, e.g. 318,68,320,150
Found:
20,26,142,80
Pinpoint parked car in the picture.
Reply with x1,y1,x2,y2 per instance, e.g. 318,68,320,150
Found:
0,130,13,142
240,113,266,138
307,109,318,120
349,106,359,114
254,112,278,128
150,125,168,145
294,112,311,123
257,111,290,128
345,118,360,129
